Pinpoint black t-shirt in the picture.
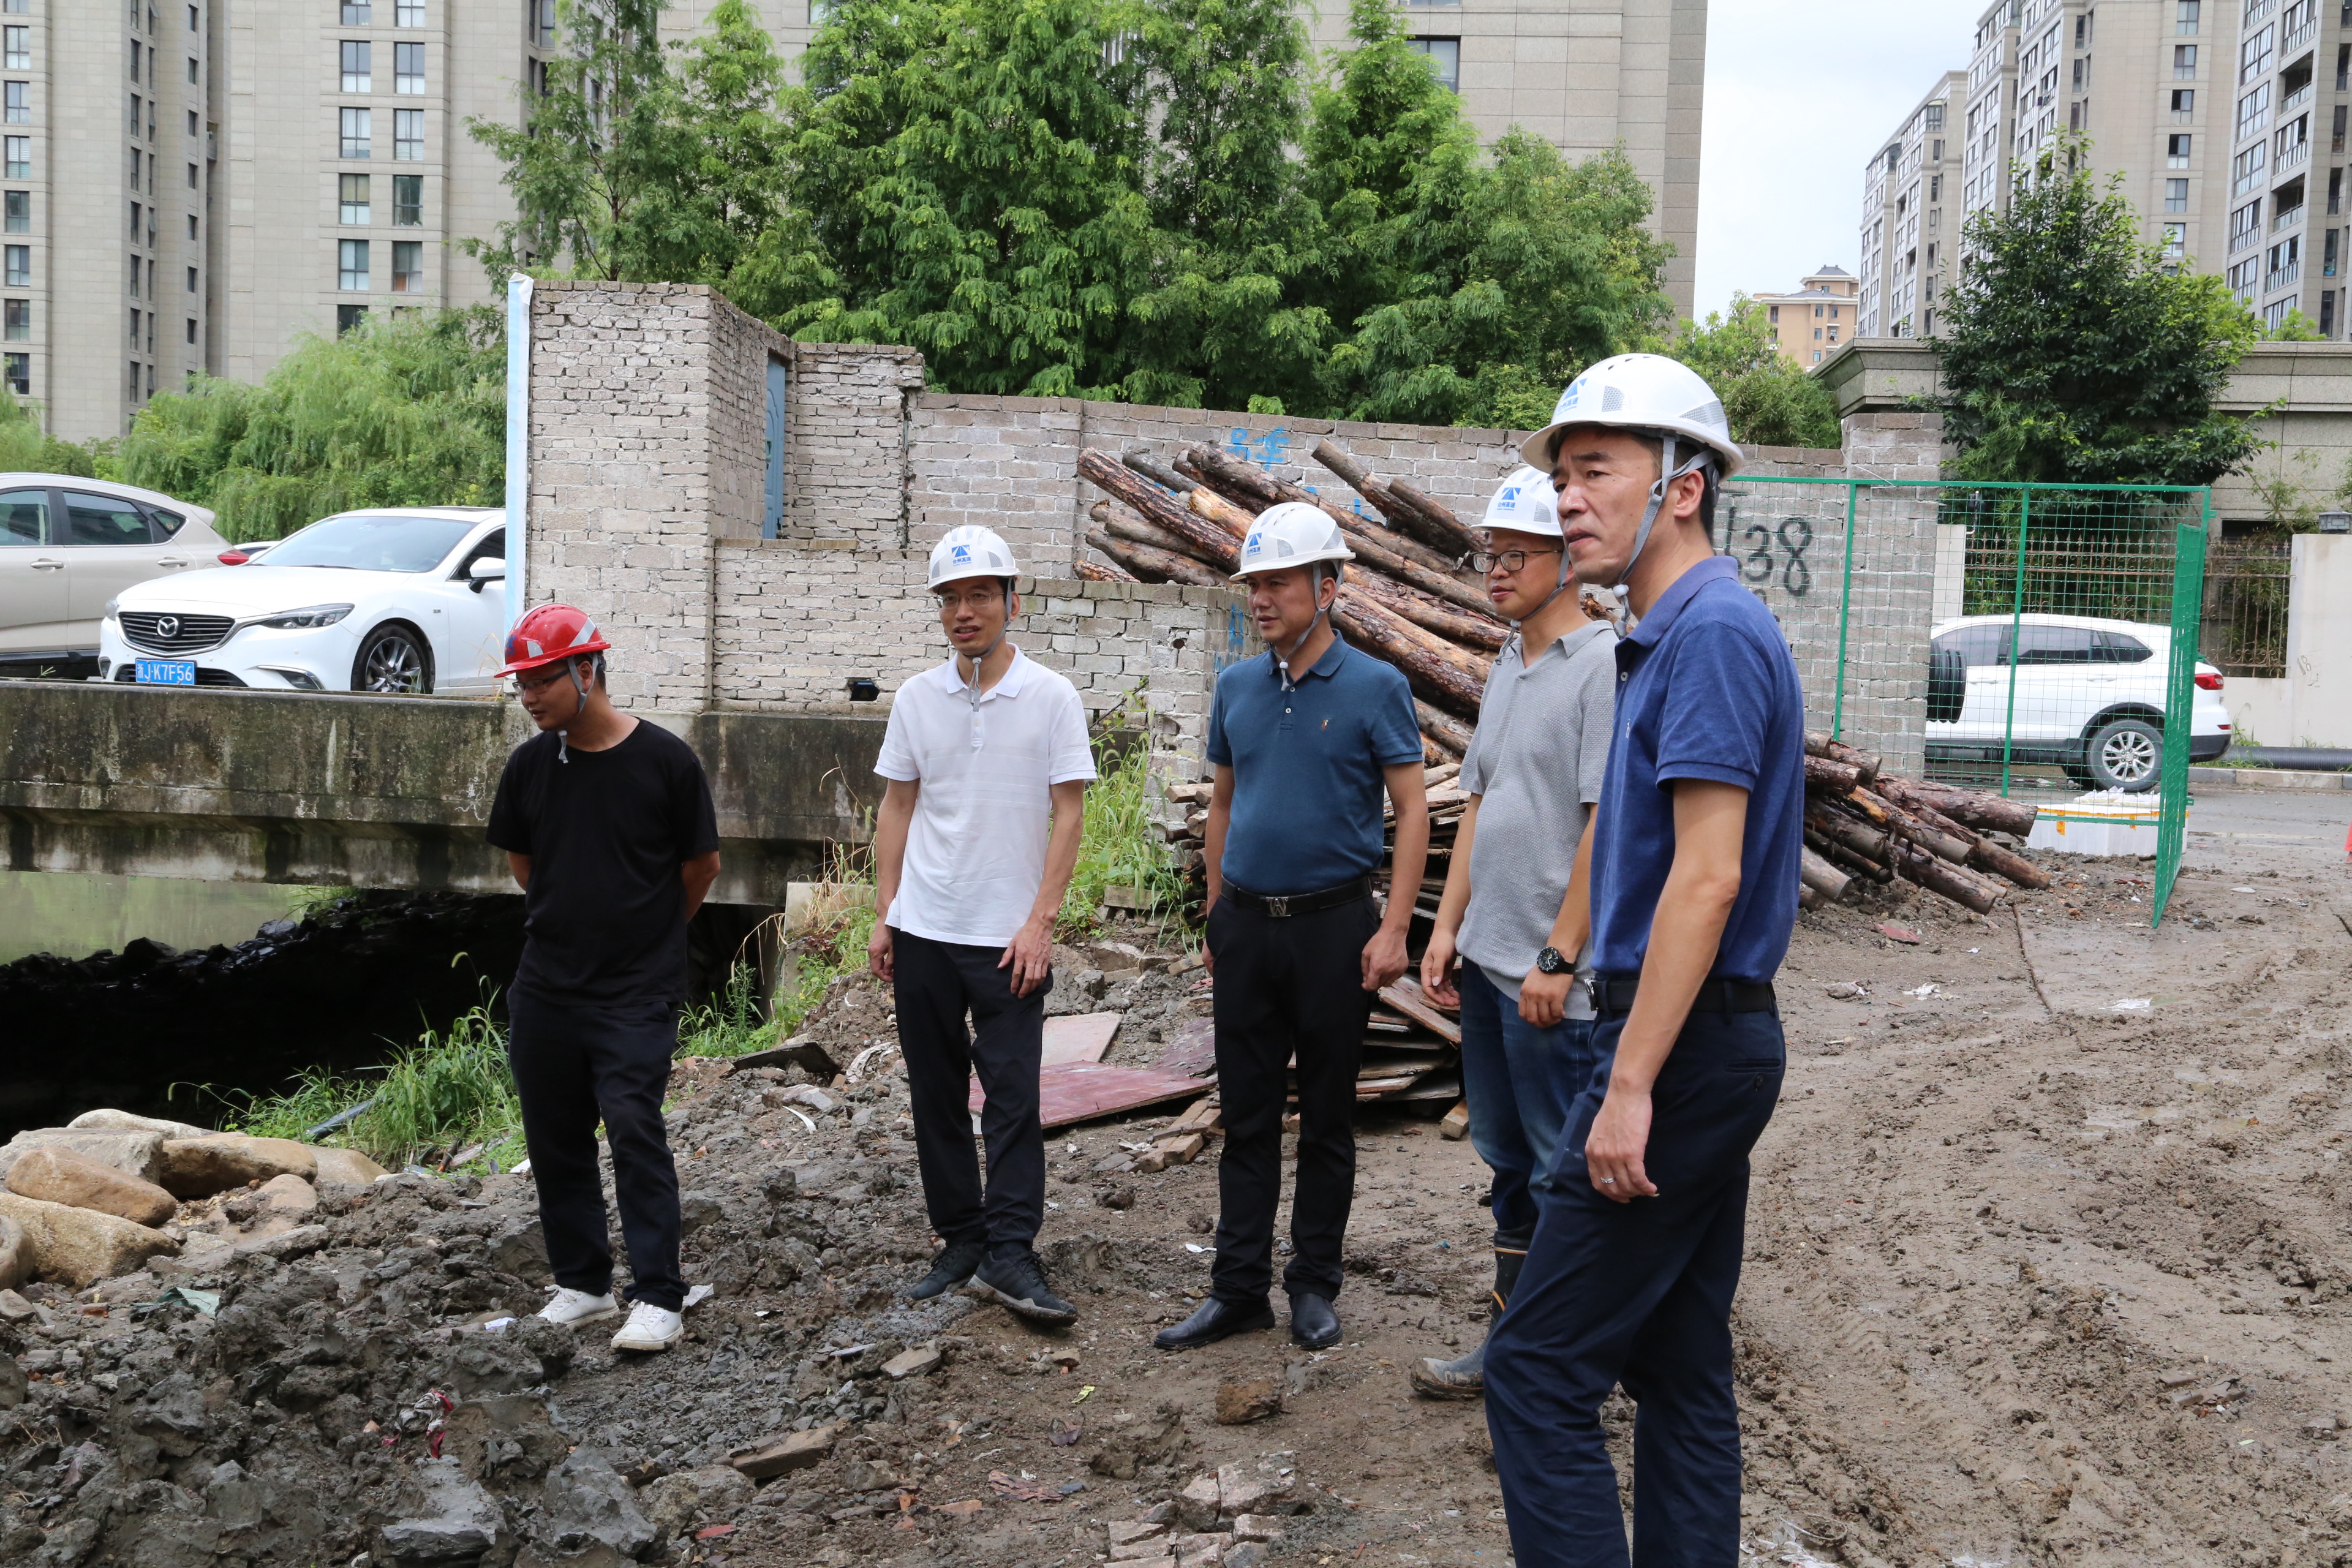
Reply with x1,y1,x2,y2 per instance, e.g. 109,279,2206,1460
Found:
486,720,721,1003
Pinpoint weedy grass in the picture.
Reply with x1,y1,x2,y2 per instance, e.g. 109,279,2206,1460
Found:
1059,742,1187,935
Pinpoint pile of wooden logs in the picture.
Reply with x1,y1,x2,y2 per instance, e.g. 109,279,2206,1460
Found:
1090,440,2054,929
1799,735,2050,913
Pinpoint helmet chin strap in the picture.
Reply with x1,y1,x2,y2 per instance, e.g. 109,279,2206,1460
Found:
1275,572,1333,692
1590,433,1711,592
557,656,594,764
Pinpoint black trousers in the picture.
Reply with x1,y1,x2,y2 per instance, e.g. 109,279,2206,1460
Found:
505,984,686,1312
892,927,1049,1250
1205,892,1377,1303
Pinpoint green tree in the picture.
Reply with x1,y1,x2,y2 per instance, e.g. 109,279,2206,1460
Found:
1668,293,1842,449
2259,305,2326,341
119,311,506,543
1935,137,2260,486
0,398,111,478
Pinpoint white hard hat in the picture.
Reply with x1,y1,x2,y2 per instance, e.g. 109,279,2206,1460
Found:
1520,353,1744,478
1480,466,1561,539
928,525,1019,590
1234,501,1354,577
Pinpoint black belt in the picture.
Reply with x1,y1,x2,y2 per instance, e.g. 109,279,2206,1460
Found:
1589,977,1777,1017
1221,876,1373,919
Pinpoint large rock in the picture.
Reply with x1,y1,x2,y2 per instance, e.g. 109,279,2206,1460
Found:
638,1466,753,1540
0,1214,22,1292
0,1191,178,1286
535,1450,656,1561
157,1135,317,1197
67,1109,214,1140
375,1458,503,1565
253,1174,318,1215
5,1147,179,1228
0,1129,166,1185
312,1147,390,1186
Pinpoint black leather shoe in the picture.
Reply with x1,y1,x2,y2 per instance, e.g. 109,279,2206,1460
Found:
903,1240,984,1301
1288,1292,1341,1349
1153,1295,1275,1351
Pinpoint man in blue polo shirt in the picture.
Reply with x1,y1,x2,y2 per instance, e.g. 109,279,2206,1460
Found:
1154,502,1431,1354
1483,355,1805,1567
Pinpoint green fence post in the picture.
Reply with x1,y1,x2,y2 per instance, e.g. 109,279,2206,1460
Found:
2152,494,2210,929
1998,490,2030,798
1830,481,1860,742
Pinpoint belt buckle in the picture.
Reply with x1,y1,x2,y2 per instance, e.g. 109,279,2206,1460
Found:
1265,895,1291,918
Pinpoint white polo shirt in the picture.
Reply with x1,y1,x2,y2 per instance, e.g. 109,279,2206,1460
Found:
874,647,1098,948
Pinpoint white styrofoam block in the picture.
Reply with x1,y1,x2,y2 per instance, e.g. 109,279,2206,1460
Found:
2026,791,2168,858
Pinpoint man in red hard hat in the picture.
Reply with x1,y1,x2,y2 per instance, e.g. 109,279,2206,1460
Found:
486,604,722,1355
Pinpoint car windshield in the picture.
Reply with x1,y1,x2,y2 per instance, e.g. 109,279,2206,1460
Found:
264,513,473,573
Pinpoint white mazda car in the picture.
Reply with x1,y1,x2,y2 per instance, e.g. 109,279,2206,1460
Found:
99,507,509,694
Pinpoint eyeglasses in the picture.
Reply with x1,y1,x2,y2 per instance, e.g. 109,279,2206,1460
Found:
1464,547,1563,575
515,664,578,694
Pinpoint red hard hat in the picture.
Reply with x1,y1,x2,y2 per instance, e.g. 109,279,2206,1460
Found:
496,603,612,678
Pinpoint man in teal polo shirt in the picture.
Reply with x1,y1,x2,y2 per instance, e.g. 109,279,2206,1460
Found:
1485,355,1805,1567
1155,503,1431,1353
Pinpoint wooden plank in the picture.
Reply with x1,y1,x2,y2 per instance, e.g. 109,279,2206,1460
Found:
1378,978,1463,1044
1151,1018,1218,1077
972,1062,1214,1129
1392,1072,1464,1102
1439,1100,1471,1140
1041,1011,1122,1066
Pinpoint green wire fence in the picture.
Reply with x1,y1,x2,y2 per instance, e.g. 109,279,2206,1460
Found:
1713,477,2216,927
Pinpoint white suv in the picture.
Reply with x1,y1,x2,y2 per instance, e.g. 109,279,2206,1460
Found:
0,476,227,668
1926,613,2232,792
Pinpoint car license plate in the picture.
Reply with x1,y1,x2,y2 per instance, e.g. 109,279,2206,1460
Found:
135,659,196,686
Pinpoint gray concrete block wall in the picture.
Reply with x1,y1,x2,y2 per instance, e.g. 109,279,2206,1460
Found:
788,344,925,549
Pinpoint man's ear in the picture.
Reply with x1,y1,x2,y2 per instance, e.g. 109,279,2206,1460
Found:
1671,469,1708,523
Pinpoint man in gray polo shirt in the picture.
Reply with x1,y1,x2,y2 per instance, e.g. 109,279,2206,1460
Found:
1412,466,1615,1400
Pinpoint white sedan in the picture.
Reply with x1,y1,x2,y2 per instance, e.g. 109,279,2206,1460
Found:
100,507,510,694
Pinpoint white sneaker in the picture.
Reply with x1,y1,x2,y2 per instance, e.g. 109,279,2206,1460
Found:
537,1286,619,1325
610,1301,684,1353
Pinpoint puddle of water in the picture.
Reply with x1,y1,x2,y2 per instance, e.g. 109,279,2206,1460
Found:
0,868,307,964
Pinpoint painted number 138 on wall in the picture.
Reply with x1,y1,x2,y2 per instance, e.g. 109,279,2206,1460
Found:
1721,513,1812,597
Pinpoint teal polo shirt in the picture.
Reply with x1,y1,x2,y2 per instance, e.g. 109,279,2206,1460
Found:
1206,633,1423,897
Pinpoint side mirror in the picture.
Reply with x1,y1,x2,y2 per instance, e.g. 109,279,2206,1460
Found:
467,557,507,593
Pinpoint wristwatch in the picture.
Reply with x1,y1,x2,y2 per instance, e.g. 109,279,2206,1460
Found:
1535,946,1569,975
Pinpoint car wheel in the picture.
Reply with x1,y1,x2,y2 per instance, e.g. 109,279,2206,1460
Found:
351,624,434,695
2084,717,2162,793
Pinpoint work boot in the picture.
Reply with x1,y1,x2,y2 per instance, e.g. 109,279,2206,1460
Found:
904,1240,986,1301
537,1286,619,1325
1409,1231,1529,1400
969,1242,1079,1325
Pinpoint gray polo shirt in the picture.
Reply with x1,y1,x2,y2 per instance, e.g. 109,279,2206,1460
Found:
1457,617,1617,1016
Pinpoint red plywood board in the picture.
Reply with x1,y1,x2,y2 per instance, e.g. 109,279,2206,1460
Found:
971,1062,1213,1129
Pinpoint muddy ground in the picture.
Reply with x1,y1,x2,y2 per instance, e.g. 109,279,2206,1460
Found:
6,786,2350,1568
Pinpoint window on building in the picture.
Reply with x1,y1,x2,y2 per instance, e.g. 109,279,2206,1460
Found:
129,40,141,83
2163,222,2188,260
341,40,370,92
339,107,371,158
391,239,421,292
1830,305,1839,320
188,4,198,29
338,238,369,290
129,93,141,135
1404,37,1459,92
4,192,24,233
392,173,421,225
1813,327,1822,341
4,353,24,394
2328,226,2342,277
341,1,371,22
2240,26,2271,85
186,213,196,241
1828,326,1841,342
127,361,139,402
186,56,195,83
1766,304,1778,324
2170,133,2193,168
397,0,424,22
2165,177,2191,212
184,315,194,344
3,1,24,15
2177,0,2199,32
2333,167,2345,215
128,200,140,240
2,27,24,69
3,244,26,287
2325,290,2339,336
339,172,369,224
128,307,140,347
125,249,137,295
186,264,195,291
185,159,195,188
4,84,25,126
393,107,422,159
6,137,29,181
1812,350,1822,364
185,108,195,137
2177,43,2199,79
2232,141,2267,196
2173,89,2196,120
1926,103,1945,131
395,41,424,92
4,300,24,341
336,303,369,334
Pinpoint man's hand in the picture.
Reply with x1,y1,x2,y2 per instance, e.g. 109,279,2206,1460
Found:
867,921,895,983
999,914,1055,998
1583,1085,1657,1203
1519,967,1575,1028
1362,924,1409,993
1420,927,1461,1008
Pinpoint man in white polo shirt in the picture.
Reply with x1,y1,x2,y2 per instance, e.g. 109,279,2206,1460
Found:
870,526,1098,1324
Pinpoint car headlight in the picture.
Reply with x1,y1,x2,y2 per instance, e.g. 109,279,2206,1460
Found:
252,603,354,630
102,598,119,620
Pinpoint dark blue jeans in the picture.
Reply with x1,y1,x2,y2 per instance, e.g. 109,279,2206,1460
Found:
1485,1006,1785,1568
1457,960,1598,1238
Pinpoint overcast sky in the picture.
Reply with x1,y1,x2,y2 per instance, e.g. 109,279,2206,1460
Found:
1692,0,1989,321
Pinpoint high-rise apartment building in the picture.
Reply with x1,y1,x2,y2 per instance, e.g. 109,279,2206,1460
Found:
1754,266,1858,366
682,0,1711,315
1869,0,2352,343
5,2,215,441
1858,72,1967,339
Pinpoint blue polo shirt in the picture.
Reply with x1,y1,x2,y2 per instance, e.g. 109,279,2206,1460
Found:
1207,633,1423,896
1589,555,1806,985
